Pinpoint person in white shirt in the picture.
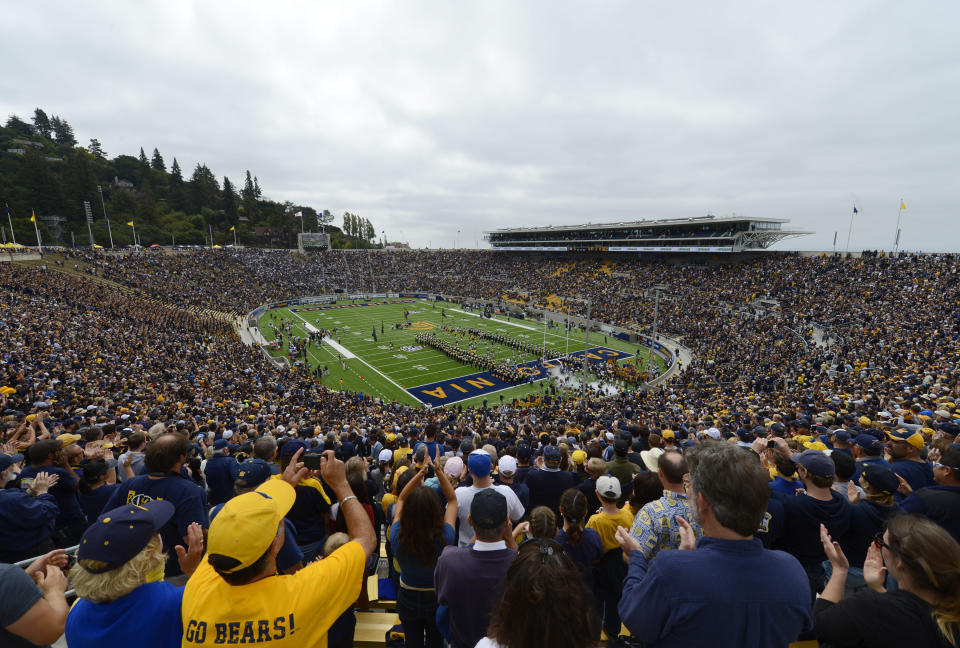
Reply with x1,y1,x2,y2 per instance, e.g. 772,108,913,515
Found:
455,451,524,546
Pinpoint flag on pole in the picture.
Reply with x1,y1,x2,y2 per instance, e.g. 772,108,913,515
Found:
294,211,303,218
30,211,36,223
127,221,134,227
853,206,858,214
900,200,906,210
229,226,235,231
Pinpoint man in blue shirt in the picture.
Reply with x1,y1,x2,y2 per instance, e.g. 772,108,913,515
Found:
20,439,87,545
886,428,935,493
900,446,960,543
617,443,811,648
103,433,208,577
204,439,239,506
0,454,60,563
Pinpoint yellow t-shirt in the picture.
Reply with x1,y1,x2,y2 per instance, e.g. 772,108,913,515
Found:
586,507,636,553
181,540,365,648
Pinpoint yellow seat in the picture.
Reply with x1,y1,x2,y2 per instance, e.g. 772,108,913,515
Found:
354,611,399,647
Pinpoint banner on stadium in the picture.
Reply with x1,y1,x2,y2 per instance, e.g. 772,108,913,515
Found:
407,346,633,407
608,246,733,253
497,246,568,252
398,293,431,298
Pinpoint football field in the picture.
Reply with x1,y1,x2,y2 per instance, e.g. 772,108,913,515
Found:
257,299,665,408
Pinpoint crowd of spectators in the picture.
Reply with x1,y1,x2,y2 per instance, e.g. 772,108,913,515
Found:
2,248,960,647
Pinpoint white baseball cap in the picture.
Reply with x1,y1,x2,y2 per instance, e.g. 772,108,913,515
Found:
498,455,518,476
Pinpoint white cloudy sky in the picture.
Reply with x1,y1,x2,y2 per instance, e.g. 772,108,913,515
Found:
2,1,957,251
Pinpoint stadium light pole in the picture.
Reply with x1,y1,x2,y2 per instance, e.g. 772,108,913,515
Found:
98,185,114,249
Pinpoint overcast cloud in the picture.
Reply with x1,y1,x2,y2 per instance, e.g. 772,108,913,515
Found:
2,1,957,251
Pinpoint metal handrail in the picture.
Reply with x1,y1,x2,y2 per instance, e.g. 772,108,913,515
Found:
14,544,80,600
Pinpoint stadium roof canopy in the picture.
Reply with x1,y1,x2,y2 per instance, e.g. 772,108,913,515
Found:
485,215,812,253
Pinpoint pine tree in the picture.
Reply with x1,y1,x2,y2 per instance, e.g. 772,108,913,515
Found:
168,158,186,212
88,139,107,159
222,176,238,223
189,163,220,213
5,114,34,136
138,147,149,166
241,170,259,222
32,109,52,139
151,148,165,171
51,116,77,147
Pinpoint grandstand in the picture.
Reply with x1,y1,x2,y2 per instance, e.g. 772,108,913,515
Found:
485,214,812,253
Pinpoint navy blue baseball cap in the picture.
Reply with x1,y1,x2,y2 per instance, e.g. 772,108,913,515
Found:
853,434,881,451
235,459,272,489
862,464,899,495
544,445,562,463
213,439,228,450
791,449,835,478
0,453,24,472
78,500,175,573
279,440,306,459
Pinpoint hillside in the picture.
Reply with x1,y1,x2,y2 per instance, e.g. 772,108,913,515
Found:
0,109,378,249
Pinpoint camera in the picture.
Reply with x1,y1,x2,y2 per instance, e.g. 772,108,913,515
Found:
767,440,777,449
302,453,324,470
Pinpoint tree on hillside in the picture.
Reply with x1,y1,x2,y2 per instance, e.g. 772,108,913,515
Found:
319,209,335,231
138,147,149,166
222,176,238,224
50,116,76,147
32,109,52,139
151,148,165,172
241,170,259,222
88,138,107,159
189,163,219,214
364,217,375,241
18,148,62,215
5,114,34,137
64,149,98,220
168,158,186,212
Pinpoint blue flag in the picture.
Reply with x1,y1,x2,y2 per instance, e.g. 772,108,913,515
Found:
853,205,858,214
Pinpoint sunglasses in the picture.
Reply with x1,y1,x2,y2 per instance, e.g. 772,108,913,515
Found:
873,532,890,551
933,462,959,471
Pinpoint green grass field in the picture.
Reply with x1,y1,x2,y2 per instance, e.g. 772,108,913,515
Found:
256,299,666,408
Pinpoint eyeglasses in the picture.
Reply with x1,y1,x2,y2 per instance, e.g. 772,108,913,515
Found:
873,532,890,551
933,462,959,471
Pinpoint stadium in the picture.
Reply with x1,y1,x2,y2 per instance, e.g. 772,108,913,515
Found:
3,3,960,645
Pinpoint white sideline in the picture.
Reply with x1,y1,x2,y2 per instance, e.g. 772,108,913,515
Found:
322,336,356,360
448,308,538,331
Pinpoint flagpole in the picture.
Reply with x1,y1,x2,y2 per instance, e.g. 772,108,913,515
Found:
208,224,213,247
5,203,16,247
132,222,137,248
32,210,42,253
893,200,904,253
233,228,237,246
845,205,856,253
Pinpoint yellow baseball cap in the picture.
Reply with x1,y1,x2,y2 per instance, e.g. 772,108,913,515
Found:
58,433,82,448
887,428,925,450
858,416,872,426
571,449,587,465
661,429,675,440
803,441,828,452
207,479,295,573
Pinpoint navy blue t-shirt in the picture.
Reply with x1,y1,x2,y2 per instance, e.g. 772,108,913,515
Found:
104,474,208,576
204,455,239,506
20,464,85,527
891,460,935,494
78,483,120,527
556,527,603,588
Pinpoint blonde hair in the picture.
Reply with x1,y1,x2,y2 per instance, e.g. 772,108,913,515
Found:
888,515,960,645
323,532,350,557
345,456,366,480
71,535,165,603
585,458,606,478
